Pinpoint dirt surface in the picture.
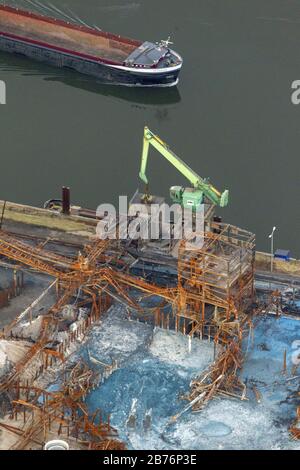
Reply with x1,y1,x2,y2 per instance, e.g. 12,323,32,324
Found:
255,252,300,277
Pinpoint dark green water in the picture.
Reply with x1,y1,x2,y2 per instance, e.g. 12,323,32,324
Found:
0,0,299,256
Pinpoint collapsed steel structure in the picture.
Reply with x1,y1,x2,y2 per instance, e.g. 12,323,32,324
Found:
290,406,300,440
1,361,125,450
174,223,255,410
0,219,297,447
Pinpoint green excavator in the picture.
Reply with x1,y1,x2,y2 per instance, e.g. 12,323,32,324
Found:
139,127,229,211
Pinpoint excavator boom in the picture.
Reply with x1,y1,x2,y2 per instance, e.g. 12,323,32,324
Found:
139,127,229,207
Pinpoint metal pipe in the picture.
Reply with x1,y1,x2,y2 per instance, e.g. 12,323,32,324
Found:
62,186,70,215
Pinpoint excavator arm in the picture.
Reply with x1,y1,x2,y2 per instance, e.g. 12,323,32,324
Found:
139,127,229,207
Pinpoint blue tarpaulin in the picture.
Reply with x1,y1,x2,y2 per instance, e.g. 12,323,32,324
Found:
274,249,291,261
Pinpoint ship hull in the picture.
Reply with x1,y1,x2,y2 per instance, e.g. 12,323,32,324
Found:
0,34,181,87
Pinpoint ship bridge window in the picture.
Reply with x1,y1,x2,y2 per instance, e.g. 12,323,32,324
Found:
124,41,168,66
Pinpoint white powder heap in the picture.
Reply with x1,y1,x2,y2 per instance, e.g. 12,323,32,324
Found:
0,340,30,373
12,316,43,342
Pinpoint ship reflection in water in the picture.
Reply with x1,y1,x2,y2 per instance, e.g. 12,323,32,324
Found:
0,50,181,107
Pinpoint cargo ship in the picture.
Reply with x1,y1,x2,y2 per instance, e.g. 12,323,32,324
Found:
0,5,183,87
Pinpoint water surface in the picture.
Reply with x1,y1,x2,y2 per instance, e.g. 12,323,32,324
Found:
0,0,299,255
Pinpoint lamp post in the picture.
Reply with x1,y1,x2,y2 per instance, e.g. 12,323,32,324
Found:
268,226,276,273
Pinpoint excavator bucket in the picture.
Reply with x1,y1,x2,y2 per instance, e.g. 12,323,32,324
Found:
220,190,229,207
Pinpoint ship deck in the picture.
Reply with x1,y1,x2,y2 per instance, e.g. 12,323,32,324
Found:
0,7,139,63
